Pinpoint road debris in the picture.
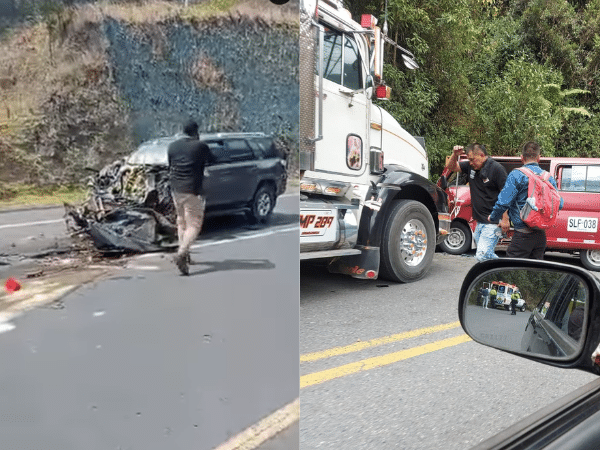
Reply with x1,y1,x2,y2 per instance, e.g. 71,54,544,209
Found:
64,158,178,254
4,277,21,293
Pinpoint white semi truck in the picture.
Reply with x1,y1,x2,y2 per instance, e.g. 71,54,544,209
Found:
299,0,451,282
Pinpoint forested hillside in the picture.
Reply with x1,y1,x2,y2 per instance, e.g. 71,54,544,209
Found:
3,0,596,188
348,0,600,177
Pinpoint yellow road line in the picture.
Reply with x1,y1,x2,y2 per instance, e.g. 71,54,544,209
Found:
213,398,299,450
301,334,472,389
300,321,461,363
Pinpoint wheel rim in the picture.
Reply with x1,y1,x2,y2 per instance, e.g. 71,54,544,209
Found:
256,192,272,217
445,226,466,250
585,250,600,266
399,219,428,266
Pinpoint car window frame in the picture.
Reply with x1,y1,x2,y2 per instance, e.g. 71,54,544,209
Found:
222,139,255,163
557,164,600,193
205,140,231,165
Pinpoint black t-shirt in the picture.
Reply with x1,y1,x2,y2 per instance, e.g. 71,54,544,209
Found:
167,136,211,195
459,158,507,224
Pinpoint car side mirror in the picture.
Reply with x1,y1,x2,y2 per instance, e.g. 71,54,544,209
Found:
459,259,600,374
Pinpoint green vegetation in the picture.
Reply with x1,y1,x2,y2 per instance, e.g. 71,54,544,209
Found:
0,183,87,209
0,0,298,208
486,270,563,306
468,269,564,309
355,0,600,179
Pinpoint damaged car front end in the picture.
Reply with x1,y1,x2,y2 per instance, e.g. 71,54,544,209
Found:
65,132,288,254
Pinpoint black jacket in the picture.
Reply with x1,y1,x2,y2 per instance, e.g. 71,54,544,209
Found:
167,136,210,195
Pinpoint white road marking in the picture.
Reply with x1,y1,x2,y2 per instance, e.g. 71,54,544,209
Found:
214,398,299,450
124,265,162,270
192,225,299,249
0,219,63,229
132,224,299,261
0,322,16,334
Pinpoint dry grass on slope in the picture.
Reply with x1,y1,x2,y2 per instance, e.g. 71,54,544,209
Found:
0,0,297,131
91,0,297,26
0,0,298,204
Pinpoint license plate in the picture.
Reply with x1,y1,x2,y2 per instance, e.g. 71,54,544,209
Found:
567,217,598,233
300,210,336,237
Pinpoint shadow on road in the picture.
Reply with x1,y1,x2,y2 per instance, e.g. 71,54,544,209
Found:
188,258,276,276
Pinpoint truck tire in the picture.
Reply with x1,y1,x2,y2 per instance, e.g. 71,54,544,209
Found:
379,200,436,283
438,221,471,255
247,184,275,224
580,250,600,272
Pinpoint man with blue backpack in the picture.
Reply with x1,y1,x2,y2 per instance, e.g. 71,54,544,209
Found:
488,142,563,259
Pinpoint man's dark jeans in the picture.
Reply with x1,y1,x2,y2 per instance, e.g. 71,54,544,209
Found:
506,229,546,260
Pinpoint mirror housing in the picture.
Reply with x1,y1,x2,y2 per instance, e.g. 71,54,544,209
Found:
459,258,600,374
438,175,448,190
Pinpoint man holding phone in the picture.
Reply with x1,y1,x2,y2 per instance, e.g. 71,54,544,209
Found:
445,143,510,261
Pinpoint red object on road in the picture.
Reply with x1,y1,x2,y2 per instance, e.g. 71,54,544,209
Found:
4,277,21,293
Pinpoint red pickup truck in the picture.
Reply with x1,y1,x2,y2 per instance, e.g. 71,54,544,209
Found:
437,156,600,271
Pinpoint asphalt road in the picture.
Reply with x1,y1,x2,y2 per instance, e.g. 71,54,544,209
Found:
0,193,300,450
0,192,299,259
300,250,599,450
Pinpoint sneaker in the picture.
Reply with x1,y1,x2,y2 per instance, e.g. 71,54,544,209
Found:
174,253,189,276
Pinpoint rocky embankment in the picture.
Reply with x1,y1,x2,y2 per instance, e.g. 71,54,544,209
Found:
0,2,299,188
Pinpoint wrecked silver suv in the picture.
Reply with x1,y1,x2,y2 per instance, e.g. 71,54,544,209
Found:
65,132,288,253
128,132,287,222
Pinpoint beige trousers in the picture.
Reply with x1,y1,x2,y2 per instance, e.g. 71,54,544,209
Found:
171,191,206,257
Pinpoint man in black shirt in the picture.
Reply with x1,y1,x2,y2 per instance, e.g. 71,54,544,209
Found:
167,120,211,275
445,143,509,261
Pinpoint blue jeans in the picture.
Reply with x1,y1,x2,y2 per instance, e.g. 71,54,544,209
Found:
474,223,502,262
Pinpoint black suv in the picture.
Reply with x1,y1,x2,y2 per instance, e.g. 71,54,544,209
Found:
127,132,287,223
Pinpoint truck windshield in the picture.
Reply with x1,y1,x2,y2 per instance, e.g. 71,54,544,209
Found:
321,27,362,90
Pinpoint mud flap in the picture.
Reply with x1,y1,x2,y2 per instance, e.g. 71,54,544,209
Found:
327,246,380,279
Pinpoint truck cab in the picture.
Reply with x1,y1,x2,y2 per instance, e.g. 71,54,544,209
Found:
299,0,450,283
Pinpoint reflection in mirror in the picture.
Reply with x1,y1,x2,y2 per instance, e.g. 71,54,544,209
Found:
462,268,588,360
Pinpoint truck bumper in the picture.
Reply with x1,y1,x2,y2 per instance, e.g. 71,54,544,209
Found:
300,200,359,253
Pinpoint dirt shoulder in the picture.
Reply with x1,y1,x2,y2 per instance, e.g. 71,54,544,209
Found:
0,243,134,321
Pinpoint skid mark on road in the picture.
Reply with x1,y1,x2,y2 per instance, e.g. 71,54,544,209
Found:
301,321,461,362
301,332,472,389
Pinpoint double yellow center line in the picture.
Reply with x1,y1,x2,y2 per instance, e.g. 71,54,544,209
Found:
300,322,471,388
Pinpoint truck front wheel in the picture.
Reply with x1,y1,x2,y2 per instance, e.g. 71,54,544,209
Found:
379,200,436,283
580,250,600,272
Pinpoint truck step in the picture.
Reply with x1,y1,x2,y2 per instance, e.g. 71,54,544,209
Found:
300,249,362,260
